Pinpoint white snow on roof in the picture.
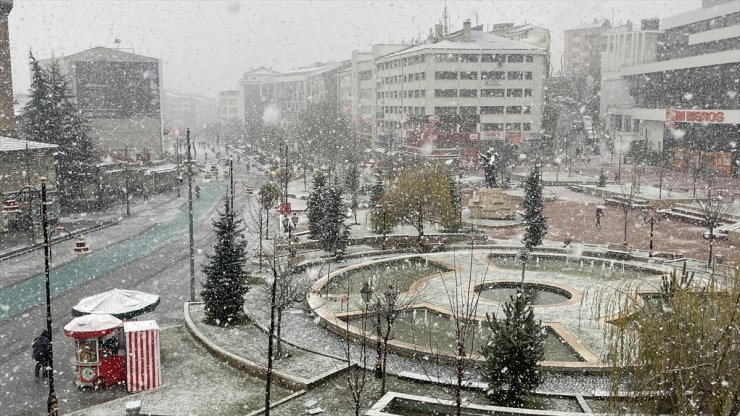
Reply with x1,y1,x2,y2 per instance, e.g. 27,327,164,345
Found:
380,31,544,60
0,137,58,152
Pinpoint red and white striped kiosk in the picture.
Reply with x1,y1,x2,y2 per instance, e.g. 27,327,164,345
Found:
124,320,161,393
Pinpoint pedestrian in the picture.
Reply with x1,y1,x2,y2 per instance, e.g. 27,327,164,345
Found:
195,185,201,199
32,329,51,378
596,206,604,227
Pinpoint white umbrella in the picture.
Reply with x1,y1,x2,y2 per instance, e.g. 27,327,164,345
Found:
72,289,160,320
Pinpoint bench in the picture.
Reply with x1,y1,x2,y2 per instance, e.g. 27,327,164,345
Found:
607,244,632,260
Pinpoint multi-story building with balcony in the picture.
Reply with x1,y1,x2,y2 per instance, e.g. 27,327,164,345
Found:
604,0,739,176
272,62,342,128
374,20,547,161
240,67,280,130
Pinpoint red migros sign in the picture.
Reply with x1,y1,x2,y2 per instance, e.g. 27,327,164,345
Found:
666,108,725,128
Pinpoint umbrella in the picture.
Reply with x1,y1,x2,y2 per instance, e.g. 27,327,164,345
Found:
64,314,123,339
72,289,160,320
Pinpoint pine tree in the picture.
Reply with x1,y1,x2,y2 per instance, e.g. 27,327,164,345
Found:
369,173,385,208
20,53,96,208
306,171,327,239
319,180,349,253
520,164,547,284
481,291,546,405
522,164,547,250
201,198,249,326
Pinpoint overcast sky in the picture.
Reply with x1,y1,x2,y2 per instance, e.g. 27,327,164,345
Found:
8,0,700,99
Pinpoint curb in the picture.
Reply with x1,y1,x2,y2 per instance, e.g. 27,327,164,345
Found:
0,220,118,262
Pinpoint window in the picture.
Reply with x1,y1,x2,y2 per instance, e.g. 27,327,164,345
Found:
435,71,458,80
508,54,523,62
481,71,505,80
76,339,98,363
481,89,505,97
522,105,532,114
420,90,426,97
480,106,504,114
459,89,477,97
525,71,533,80
506,106,522,114
507,89,523,97
459,106,477,115
420,72,426,80
460,54,479,62
435,89,457,97
525,55,534,62
506,123,522,130
481,123,503,131
460,71,478,80
523,123,531,131
524,89,532,97
435,53,458,62
434,106,457,115
507,71,523,80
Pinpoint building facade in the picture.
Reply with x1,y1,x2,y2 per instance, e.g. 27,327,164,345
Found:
272,63,342,127
240,67,280,130
563,18,611,78
39,47,164,158
217,90,243,123
0,0,15,137
375,21,548,161
605,0,740,176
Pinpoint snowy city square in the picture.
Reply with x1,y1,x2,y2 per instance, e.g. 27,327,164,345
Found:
0,1,739,415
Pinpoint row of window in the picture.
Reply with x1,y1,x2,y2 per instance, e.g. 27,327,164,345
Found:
382,72,427,84
435,71,533,80
433,88,533,98
376,53,537,70
481,123,532,131
378,89,427,99
381,105,532,115
379,88,533,99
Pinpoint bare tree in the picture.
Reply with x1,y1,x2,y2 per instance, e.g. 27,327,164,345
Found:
615,185,636,245
698,198,734,267
244,198,267,271
418,244,491,416
342,284,370,416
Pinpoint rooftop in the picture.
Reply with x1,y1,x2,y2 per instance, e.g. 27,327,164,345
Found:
0,137,58,152
58,46,158,63
565,18,611,32
379,30,545,60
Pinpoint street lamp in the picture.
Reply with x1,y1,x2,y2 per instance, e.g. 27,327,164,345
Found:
643,210,660,257
17,178,57,415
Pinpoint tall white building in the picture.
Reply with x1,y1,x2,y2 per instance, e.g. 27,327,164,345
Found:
375,21,548,161
603,0,740,176
217,90,243,123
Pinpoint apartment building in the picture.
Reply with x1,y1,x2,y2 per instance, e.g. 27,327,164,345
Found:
605,0,740,176
272,62,342,127
38,47,164,157
241,67,280,129
217,90,243,123
563,18,611,78
375,21,547,161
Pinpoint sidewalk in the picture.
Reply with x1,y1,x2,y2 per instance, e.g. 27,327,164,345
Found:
0,191,186,291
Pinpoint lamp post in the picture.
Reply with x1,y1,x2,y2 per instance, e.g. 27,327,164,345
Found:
643,210,660,257
123,147,130,217
186,129,195,302
379,285,398,391
17,178,57,415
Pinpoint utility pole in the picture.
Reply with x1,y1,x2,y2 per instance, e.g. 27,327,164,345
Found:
186,128,195,302
124,146,130,216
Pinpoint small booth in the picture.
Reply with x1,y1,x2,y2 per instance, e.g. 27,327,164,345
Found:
124,321,162,393
65,289,163,391
63,314,126,388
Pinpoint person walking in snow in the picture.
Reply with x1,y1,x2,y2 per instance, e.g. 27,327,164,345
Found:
32,329,51,378
596,206,604,227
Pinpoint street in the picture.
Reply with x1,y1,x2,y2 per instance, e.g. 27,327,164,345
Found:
0,161,264,415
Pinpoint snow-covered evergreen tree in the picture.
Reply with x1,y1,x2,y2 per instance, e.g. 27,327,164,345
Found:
369,173,385,208
522,164,547,250
481,291,546,405
306,171,327,239
20,53,96,208
201,198,249,326
319,179,349,253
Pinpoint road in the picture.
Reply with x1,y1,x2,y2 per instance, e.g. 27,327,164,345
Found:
0,161,265,415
